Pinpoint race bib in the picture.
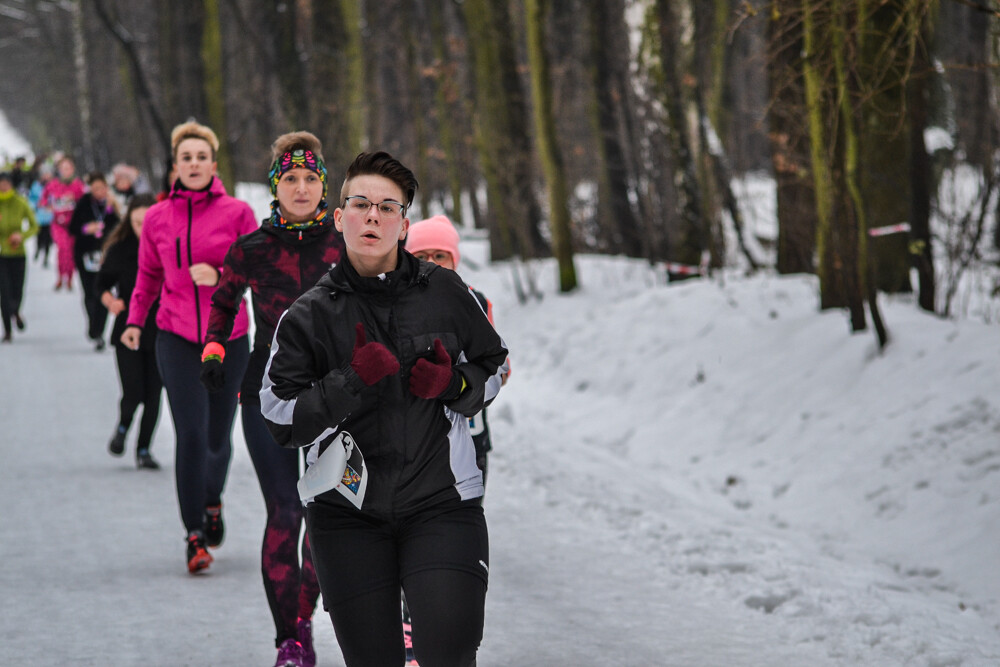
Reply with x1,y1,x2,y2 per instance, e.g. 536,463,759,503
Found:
297,430,368,508
82,250,103,273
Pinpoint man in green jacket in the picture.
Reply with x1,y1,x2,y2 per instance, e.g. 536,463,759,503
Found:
0,170,39,342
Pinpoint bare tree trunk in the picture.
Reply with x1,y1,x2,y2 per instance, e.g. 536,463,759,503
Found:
586,0,642,257
202,0,233,189
656,0,707,275
831,0,868,333
802,0,847,309
427,0,465,225
526,0,578,292
857,0,914,296
463,0,545,264
768,1,818,274
71,0,94,169
908,11,935,313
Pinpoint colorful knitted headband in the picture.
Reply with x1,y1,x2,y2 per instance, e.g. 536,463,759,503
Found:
268,149,328,198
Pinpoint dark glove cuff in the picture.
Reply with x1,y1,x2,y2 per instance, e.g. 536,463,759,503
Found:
439,370,466,401
340,363,368,395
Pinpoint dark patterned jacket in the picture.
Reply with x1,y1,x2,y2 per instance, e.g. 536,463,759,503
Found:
206,218,344,404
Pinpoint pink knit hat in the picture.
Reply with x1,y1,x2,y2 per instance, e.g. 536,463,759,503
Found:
406,215,461,266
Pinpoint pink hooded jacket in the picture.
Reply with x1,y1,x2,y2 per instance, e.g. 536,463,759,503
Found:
127,177,258,345
39,178,86,227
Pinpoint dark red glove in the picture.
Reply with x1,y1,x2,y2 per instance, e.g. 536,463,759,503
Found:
409,338,464,400
350,323,399,385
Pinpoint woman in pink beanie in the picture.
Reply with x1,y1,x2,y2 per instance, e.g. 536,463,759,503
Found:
404,214,461,268
403,214,510,664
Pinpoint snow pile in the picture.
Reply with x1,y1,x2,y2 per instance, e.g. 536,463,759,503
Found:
1,113,999,665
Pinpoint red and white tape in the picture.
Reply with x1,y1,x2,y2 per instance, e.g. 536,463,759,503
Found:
664,262,703,276
868,222,911,237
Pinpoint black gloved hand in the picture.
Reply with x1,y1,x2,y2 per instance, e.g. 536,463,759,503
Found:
200,342,226,392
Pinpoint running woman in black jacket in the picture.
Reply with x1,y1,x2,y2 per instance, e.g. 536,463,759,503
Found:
97,193,162,469
261,152,507,667
201,131,342,667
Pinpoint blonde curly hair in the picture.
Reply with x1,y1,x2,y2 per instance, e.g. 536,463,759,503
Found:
170,121,220,159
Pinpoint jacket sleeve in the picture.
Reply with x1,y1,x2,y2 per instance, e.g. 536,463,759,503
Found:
259,304,365,449
205,240,248,346
444,285,509,417
126,210,164,328
19,200,38,240
67,196,88,238
95,243,121,293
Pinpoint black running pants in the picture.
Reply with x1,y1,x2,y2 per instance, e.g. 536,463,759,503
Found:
156,331,248,534
114,340,163,451
306,498,488,667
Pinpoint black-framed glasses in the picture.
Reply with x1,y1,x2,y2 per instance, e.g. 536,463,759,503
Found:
343,195,406,218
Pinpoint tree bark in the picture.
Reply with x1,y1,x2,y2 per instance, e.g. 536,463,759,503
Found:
526,0,578,292
463,0,545,263
768,1,819,274
201,0,233,189
586,0,642,257
857,0,914,295
71,0,94,169
907,10,936,312
656,0,707,275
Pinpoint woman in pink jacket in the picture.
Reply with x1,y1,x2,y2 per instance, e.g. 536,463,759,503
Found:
121,121,257,574
39,155,86,290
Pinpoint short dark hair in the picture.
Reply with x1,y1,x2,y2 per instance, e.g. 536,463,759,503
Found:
86,171,107,186
339,151,418,209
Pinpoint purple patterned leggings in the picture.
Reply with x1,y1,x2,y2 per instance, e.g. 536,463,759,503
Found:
243,402,321,646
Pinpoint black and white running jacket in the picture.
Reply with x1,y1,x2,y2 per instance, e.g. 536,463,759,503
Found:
260,249,508,516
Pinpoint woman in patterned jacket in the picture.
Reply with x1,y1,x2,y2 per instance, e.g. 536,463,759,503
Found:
201,131,343,667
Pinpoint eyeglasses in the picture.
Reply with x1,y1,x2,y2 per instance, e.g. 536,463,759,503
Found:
343,195,406,219
413,250,454,265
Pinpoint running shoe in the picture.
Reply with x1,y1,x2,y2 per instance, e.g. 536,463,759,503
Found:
204,504,224,548
186,531,213,573
274,638,305,667
297,618,316,667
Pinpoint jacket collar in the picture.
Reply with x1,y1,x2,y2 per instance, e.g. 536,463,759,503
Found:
169,176,227,203
324,248,436,296
261,213,335,245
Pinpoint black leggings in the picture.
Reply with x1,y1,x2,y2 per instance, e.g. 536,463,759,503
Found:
74,258,108,341
0,257,26,336
114,341,163,451
34,226,52,264
242,403,320,646
156,331,248,534
307,499,488,667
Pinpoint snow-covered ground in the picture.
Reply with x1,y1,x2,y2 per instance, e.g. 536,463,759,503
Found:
2,245,999,666
2,114,1000,666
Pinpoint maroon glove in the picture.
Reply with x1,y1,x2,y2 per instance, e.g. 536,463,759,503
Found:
409,338,464,400
350,323,399,385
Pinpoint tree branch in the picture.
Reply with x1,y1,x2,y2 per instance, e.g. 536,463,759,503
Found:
91,0,170,154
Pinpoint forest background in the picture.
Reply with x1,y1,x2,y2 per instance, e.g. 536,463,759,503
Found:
1,0,998,336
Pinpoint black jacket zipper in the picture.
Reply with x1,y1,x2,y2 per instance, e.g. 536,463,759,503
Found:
187,198,203,346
